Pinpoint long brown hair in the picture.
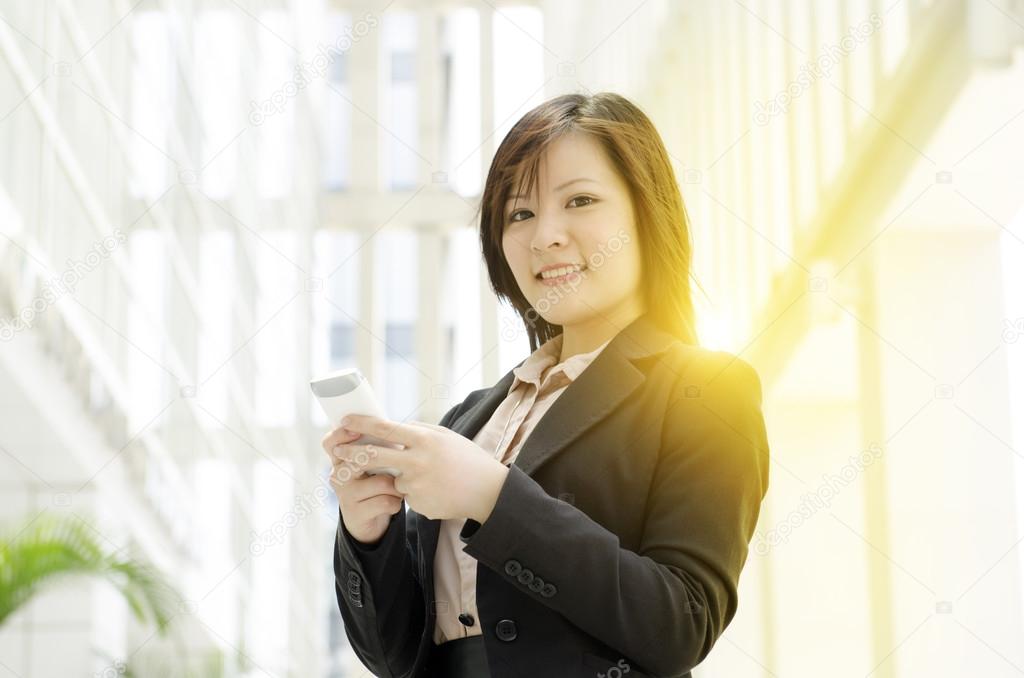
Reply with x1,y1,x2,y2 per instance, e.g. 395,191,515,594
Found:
476,92,701,351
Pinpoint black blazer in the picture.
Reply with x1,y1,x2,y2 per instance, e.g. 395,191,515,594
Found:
333,312,770,678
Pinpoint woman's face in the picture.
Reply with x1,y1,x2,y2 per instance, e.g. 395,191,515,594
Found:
501,131,645,329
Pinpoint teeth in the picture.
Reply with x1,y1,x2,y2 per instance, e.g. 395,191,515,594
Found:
540,264,583,280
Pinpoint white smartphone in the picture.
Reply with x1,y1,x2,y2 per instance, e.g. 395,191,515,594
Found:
310,367,402,477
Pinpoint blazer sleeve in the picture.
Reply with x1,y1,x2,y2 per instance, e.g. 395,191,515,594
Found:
456,354,770,677
332,401,465,678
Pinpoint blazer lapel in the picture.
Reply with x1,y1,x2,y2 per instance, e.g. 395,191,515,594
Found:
514,312,677,476
449,367,520,439
420,313,677,572
443,312,678,476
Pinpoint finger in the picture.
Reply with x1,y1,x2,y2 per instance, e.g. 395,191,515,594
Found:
336,443,411,476
322,428,363,458
360,494,404,516
356,444,408,473
332,442,379,466
330,461,368,488
323,433,360,461
323,424,361,442
331,442,407,477
328,438,362,462
337,472,402,501
359,490,405,504
339,414,422,448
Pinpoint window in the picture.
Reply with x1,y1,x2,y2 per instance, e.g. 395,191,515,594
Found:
383,12,419,190
380,229,418,416
312,230,360,427
126,228,167,431
129,11,174,199
254,230,298,426
256,9,295,199
441,8,482,196
197,229,234,426
492,7,545,148
323,11,353,191
195,10,241,198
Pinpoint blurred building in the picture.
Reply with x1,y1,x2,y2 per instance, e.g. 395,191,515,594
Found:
1,1,1023,676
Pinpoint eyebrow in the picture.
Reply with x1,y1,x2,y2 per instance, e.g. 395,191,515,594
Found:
505,177,599,203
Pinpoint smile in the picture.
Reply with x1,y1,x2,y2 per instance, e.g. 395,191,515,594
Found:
536,264,587,284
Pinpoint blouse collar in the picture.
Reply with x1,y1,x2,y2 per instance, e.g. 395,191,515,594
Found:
507,332,613,396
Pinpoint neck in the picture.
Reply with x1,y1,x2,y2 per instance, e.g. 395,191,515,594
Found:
557,303,646,363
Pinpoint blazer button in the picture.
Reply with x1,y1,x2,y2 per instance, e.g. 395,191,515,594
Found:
540,583,557,598
458,613,475,627
527,577,545,593
495,619,517,642
516,569,534,586
504,559,522,577
349,593,363,608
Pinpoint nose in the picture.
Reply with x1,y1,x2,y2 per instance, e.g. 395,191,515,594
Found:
530,210,570,253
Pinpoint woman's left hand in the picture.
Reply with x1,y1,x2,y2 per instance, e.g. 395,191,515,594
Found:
333,414,510,523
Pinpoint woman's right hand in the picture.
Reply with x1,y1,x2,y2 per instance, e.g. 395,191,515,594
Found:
321,425,405,546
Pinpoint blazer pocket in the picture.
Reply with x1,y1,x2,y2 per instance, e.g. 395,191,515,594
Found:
579,652,649,678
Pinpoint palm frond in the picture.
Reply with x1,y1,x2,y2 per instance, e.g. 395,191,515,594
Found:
0,513,179,632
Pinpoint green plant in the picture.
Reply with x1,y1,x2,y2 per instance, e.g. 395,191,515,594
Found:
0,513,178,632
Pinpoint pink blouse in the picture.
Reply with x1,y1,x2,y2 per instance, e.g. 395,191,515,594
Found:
432,332,613,645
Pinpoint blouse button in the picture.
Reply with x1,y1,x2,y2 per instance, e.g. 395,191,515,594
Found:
458,612,475,627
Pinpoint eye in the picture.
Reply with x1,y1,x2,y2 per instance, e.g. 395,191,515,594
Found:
567,195,595,208
508,209,533,223
506,195,594,223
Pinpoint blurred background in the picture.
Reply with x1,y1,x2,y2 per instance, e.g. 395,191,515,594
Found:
1,0,1023,676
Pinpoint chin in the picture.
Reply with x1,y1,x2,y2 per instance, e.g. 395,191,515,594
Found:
527,299,596,329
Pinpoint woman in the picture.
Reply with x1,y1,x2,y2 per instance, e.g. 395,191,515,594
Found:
323,92,770,678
